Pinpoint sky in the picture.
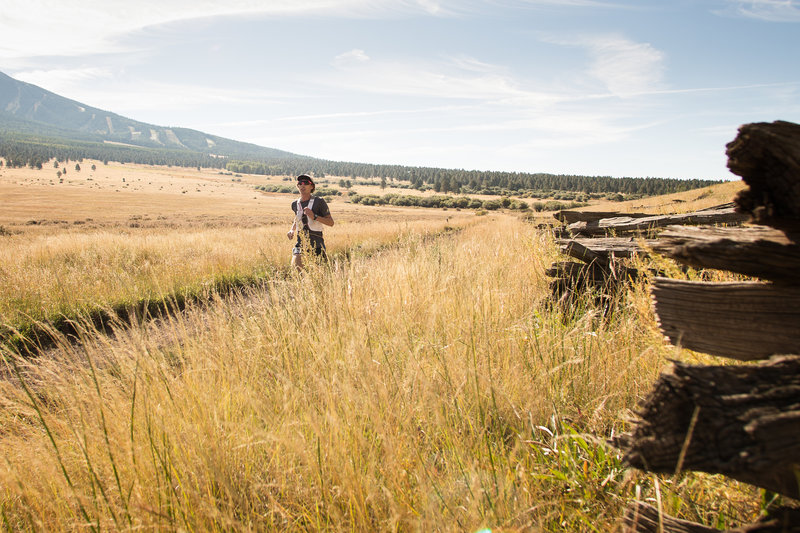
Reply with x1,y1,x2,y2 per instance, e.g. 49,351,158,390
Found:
1,0,799,180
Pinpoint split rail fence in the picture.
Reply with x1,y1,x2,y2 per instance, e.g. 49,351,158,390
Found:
547,120,800,532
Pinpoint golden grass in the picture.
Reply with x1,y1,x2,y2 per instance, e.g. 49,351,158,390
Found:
0,216,758,531
0,216,476,335
0,162,758,530
0,160,477,334
588,180,746,215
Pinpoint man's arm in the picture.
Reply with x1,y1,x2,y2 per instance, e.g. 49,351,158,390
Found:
303,199,334,227
288,200,298,238
315,212,334,227
318,198,334,227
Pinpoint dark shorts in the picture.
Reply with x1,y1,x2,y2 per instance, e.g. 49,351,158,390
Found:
293,235,326,258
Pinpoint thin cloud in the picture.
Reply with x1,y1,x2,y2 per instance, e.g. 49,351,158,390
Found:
586,37,665,95
0,0,640,60
11,67,115,89
516,0,632,7
0,0,468,59
327,53,532,100
539,33,665,96
273,104,476,122
332,49,371,67
720,0,800,21
10,70,295,116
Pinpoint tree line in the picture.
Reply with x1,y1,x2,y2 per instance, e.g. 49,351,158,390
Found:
0,134,229,170
1,130,723,199
226,158,722,197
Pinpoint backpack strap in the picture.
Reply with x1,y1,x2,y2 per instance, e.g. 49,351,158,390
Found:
295,198,304,226
295,197,317,228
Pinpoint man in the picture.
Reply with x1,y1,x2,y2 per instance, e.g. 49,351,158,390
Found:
287,174,334,270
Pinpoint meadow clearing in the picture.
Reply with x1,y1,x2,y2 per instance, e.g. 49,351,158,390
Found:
0,161,756,531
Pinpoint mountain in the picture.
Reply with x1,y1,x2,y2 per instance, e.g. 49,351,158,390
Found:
0,71,721,196
0,70,300,160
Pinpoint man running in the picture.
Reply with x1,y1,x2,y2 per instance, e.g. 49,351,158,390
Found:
287,174,334,270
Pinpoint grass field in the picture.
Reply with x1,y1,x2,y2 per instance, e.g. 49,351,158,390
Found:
0,161,757,531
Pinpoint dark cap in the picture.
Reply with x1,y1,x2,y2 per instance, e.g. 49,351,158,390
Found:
296,174,315,191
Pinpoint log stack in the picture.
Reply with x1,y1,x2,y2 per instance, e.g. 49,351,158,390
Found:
548,236,653,309
547,206,746,307
613,120,800,532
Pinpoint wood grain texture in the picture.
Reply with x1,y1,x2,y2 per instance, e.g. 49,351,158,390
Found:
728,120,800,233
567,207,747,236
614,356,800,499
651,277,800,360
652,225,800,283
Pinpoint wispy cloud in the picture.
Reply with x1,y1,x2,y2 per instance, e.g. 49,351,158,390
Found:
516,0,633,7
11,67,116,88
10,69,294,118
539,33,665,96
326,52,535,100
0,0,645,61
0,0,471,60
332,49,371,67
585,36,665,95
719,0,800,21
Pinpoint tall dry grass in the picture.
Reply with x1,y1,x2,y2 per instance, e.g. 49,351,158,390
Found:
0,215,472,336
0,217,757,531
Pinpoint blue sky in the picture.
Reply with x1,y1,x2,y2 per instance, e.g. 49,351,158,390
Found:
1,0,798,180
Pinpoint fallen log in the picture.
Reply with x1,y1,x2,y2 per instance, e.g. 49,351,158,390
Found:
651,225,800,284
622,501,717,533
558,237,657,263
727,120,800,233
554,210,652,224
546,261,609,282
614,355,800,500
623,501,800,533
651,277,800,360
567,207,748,236
547,260,639,283
696,201,736,212
560,240,607,265
555,204,736,225
549,277,610,295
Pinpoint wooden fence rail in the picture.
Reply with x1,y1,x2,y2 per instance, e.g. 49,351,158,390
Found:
544,120,800,531
610,120,800,532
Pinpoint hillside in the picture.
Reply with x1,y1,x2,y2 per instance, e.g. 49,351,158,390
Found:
0,71,301,160
1,70,723,198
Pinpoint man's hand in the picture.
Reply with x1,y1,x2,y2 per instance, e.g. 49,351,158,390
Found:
303,207,315,219
287,229,295,239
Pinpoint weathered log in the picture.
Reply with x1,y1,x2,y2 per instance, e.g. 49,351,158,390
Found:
546,261,609,281
560,239,607,265
696,202,736,212
651,278,800,360
549,276,613,296
613,355,800,499
555,204,736,225
623,501,717,533
623,502,800,533
568,207,748,236
652,225,800,284
554,210,652,224
727,120,800,233
547,260,639,283
558,237,657,263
